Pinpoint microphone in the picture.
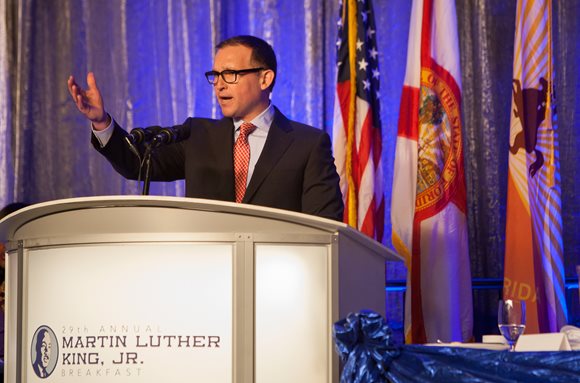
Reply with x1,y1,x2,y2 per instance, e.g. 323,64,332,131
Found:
125,126,163,161
151,125,190,146
126,126,162,145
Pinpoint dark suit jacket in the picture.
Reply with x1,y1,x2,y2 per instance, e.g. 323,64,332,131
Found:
93,107,344,221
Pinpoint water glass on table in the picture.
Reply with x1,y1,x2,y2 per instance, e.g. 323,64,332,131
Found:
498,299,526,352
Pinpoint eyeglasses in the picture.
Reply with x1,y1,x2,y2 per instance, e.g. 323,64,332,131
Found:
205,67,264,85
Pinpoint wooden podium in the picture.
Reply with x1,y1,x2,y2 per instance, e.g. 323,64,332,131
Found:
0,196,401,383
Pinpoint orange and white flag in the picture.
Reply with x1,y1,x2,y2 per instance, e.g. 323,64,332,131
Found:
503,0,567,333
391,0,472,343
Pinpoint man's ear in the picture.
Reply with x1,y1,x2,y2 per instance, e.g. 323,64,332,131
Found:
260,69,275,90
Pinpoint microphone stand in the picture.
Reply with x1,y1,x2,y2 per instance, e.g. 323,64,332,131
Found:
142,143,154,195
130,129,184,195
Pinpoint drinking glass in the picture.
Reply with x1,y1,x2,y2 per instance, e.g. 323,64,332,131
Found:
498,299,526,351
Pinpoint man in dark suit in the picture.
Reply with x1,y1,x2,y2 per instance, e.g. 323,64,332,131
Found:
67,35,343,221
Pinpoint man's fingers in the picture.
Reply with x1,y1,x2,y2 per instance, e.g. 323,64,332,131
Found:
86,72,99,92
75,94,86,111
67,76,80,98
71,84,84,106
68,80,87,106
68,73,104,120
67,75,74,92
67,76,88,107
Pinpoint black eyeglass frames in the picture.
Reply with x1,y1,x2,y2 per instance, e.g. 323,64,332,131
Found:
204,67,265,85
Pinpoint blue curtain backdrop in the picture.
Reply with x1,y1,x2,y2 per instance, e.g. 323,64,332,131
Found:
1,0,579,341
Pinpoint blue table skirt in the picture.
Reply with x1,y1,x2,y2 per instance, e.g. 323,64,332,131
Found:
333,311,580,383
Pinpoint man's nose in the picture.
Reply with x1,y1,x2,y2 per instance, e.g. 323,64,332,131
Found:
214,75,228,90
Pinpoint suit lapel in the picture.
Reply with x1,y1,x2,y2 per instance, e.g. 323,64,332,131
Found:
243,108,293,203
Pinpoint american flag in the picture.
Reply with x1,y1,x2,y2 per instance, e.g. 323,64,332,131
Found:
332,0,384,242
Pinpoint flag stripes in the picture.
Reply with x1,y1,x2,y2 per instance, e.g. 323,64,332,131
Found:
332,0,384,242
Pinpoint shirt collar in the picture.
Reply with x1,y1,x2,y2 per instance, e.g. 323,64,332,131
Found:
233,104,275,133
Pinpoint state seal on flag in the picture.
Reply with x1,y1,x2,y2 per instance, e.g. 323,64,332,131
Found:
415,66,463,213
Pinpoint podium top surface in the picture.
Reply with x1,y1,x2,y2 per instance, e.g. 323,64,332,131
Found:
0,196,402,261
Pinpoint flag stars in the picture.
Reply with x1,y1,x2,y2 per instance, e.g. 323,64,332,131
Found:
361,11,368,23
358,58,368,71
335,1,381,108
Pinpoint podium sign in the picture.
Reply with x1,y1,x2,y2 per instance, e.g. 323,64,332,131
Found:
254,244,329,382
0,196,401,383
26,243,233,381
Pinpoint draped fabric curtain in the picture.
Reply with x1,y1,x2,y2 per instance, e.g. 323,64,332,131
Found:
1,0,579,339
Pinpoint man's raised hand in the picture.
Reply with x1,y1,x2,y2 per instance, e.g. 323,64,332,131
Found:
67,72,110,130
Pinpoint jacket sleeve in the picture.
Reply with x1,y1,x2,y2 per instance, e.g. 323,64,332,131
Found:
91,120,186,181
301,131,344,221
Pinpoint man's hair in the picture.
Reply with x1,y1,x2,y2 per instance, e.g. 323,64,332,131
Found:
35,329,49,361
216,35,277,90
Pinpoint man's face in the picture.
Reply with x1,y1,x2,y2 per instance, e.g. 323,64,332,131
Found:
212,45,271,122
40,332,51,368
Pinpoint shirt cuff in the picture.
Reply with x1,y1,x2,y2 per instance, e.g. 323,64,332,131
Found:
91,116,114,148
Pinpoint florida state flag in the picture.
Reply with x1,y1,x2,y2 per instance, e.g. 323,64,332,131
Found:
391,0,473,343
503,0,567,333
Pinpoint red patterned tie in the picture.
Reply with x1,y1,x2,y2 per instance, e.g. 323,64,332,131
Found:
233,122,257,203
